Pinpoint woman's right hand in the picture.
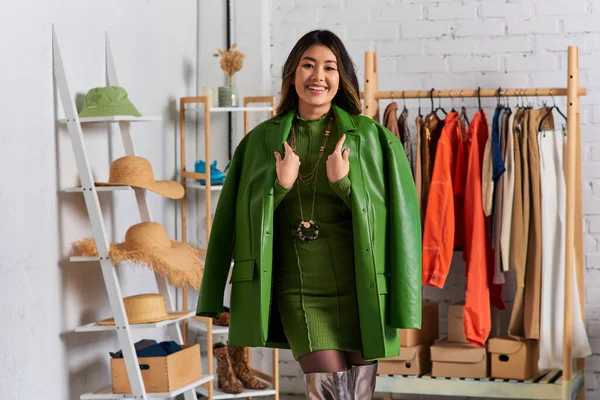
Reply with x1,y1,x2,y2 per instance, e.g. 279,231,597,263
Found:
274,142,300,189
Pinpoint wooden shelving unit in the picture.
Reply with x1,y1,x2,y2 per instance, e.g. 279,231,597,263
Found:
179,95,280,399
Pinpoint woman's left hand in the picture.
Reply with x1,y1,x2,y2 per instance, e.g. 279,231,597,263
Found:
326,134,350,183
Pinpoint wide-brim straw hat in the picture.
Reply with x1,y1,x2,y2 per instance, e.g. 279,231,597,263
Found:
71,222,203,289
95,156,184,199
97,293,189,325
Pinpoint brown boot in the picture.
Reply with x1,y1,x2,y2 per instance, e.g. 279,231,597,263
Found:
213,307,230,326
213,343,243,394
227,345,268,390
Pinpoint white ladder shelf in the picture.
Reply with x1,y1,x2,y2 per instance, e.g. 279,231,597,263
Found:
53,26,212,400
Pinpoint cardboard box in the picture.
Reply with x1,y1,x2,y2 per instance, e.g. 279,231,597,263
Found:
377,344,431,376
488,336,539,380
448,302,468,343
431,338,488,379
400,301,439,347
111,344,202,393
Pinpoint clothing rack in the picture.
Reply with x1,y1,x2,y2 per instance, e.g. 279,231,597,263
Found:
363,47,587,400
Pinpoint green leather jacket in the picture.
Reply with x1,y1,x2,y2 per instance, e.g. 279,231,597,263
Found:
196,104,421,360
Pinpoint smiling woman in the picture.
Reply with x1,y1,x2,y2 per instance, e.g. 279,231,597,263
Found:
196,29,421,400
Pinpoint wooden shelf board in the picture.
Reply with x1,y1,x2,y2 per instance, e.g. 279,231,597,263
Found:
74,312,194,332
60,116,162,124
80,374,213,399
375,369,582,399
63,186,131,193
186,180,225,191
196,381,276,399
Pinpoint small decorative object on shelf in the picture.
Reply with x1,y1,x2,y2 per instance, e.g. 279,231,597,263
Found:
202,86,216,107
214,43,244,107
194,159,226,186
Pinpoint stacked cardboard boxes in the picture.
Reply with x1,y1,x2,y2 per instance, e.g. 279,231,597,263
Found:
429,302,539,380
430,302,488,378
378,302,439,376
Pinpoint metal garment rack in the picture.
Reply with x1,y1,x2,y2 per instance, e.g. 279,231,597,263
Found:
363,47,587,400
53,27,211,399
178,95,280,399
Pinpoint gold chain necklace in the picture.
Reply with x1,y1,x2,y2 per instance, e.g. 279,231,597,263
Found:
288,113,333,241
289,114,333,185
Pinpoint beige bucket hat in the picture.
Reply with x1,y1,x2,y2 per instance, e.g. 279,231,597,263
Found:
95,156,184,199
97,293,189,325
72,222,203,289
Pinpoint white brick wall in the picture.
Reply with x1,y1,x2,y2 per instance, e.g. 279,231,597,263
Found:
268,0,600,397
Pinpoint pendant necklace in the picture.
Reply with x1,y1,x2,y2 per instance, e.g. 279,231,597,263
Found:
288,113,333,242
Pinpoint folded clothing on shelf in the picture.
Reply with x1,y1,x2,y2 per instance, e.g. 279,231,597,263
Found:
195,160,226,185
110,340,182,358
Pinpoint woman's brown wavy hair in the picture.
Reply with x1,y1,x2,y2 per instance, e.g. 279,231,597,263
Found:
276,29,362,116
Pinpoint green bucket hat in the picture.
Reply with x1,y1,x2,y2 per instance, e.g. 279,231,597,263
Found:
78,86,142,118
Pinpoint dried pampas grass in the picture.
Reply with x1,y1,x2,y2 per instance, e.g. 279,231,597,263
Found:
214,43,245,87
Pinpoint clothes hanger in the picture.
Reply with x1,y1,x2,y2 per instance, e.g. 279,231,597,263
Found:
477,87,482,112
525,89,533,109
450,90,456,113
539,88,567,132
496,87,503,111
429,88,435,115
498,87,513,115
434,90,447,116
459,90,469,122
429,88,446,117
402,90,408,113
504,88,512,112
458,90,470,137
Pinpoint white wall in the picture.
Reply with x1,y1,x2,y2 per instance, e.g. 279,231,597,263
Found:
0,1,198,399
267,0,600,398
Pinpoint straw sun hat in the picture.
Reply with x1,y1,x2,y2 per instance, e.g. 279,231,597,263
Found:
72,222,203,289
97,293,189,325
95,156,184,199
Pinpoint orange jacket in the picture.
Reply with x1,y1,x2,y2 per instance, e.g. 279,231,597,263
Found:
463,111,505,347
422,112,460,287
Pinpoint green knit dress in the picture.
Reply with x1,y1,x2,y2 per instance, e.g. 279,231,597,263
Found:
273,112,361,360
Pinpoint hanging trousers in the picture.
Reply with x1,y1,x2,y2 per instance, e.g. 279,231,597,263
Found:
538,128,591,369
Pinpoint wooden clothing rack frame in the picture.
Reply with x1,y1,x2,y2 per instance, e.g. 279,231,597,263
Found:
178,96,280,400
363,47,587,400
